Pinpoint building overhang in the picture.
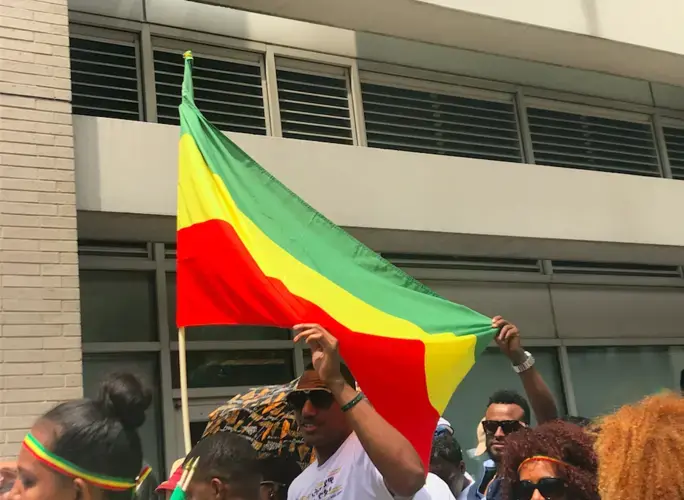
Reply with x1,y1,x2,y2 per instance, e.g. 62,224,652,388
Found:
193,0,684,87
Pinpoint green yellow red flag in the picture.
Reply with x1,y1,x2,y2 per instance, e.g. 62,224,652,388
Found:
176,52,496,467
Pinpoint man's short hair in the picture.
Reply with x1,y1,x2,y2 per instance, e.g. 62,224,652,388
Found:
431,433,463,464
303,362,355,387
487,390,531,425
189,432,260,486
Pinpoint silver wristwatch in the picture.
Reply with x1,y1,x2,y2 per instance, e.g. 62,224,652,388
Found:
512,350,535,373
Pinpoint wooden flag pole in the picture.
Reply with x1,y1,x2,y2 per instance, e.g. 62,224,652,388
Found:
178,327,192,454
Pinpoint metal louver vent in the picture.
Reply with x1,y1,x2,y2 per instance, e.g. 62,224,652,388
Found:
277,67,354,145
361,82,522,162
527,108,660,177
551,260,680,278
165,244,177,259
154,50,267,135
78,241,151,258
383,254,542,273
663,126,684,180
70,37,141,120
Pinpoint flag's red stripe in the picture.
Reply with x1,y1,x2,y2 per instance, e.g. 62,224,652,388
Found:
177,219,438,467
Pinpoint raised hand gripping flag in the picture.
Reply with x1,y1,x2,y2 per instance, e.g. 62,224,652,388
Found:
176,52,496,467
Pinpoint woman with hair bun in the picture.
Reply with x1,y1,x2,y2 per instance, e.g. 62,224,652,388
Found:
12,372,152,500
499,420,599,500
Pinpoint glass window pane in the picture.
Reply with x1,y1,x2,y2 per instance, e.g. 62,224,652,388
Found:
568,346,675,418
82,353,163,476
442,348,566,474
80,270,157,342
171,350,295,388
166,273,290,341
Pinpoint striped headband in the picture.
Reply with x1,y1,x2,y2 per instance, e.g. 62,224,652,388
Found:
23,433,150,492
517,455,570,472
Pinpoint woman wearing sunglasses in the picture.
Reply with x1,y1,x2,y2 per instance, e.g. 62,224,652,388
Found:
499,421,599,500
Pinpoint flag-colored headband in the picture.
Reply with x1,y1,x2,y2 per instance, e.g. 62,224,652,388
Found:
517,455,570,472
23,433,150,492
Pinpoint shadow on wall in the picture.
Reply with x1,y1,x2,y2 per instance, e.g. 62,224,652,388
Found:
581,0,601,37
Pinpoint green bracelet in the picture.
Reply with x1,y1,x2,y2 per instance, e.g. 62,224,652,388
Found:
341,392,365,412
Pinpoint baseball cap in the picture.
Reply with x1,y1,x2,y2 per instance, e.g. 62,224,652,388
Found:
155,458,184,493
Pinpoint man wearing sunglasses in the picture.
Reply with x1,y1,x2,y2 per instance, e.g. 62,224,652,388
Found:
287,323,455,500
473,317,559,500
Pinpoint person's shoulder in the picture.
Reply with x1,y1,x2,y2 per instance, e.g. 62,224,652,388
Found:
413,473,456,500
288,461,318,492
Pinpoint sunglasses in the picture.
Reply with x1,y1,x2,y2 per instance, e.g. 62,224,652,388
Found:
513,477,566,500
482,420,524,435
286,389,334,411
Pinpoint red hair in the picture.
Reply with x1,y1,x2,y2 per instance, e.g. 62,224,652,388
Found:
500,420,599,500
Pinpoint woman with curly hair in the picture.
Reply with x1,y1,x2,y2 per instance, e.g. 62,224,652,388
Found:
595,392,684,500
499,420,599,500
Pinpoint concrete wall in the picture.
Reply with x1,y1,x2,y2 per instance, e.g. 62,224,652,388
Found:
420,0,684,56
0,0,82,459
74,116,684,263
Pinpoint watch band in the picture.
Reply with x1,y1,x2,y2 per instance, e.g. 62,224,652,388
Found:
513,351,535,373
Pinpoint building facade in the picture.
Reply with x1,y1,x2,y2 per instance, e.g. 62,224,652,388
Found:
2,0,684,474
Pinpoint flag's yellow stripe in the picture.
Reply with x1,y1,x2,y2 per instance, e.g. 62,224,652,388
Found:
177,133,476,411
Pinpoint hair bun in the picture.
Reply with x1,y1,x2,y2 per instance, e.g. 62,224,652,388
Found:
98,372,152,430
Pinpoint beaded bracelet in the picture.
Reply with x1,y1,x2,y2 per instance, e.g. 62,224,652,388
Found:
341,392,365,412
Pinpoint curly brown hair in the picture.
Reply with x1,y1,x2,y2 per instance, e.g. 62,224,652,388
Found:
595,392,684,500
500,420,599,500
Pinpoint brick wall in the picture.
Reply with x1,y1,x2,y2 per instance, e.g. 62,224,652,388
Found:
0,0,81,459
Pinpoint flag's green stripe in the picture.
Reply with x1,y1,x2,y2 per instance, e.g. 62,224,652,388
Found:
179,64,494,340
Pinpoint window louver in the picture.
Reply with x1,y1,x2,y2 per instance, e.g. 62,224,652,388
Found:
663,127,684,180
78,241,151,258
69,37,141,120
551,260,680,278
154,50,266,135
383,254,542,273
276,67,354,145
361,82,522,162
527,108,660,177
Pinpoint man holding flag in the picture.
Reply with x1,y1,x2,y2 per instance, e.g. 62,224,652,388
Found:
287,323,456,500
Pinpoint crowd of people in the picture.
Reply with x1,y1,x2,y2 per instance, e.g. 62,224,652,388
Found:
3,317,683,500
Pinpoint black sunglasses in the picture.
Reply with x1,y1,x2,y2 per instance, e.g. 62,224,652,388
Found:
286,389,334,410
482,420,524,435
513,478,566,500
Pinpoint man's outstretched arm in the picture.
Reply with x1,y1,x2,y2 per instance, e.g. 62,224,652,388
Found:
294,324,425,497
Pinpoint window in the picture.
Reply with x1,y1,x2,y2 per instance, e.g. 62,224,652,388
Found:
361,80,522,162
69,37,141,120
80,270,157,342
82,353,163,475
154,49,267,135
277,60,354,144
527,107,660,176
567,346,675,418
170,350,295,388
442,348,566,473
663,126,684,180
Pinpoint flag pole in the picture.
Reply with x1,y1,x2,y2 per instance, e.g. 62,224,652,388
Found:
178,327,192,454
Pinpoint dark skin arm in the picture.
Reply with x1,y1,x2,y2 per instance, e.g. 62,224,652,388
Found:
294,324,425,497
492,316,558,423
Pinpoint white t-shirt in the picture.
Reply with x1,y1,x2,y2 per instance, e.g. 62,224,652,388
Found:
288,433,455,500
